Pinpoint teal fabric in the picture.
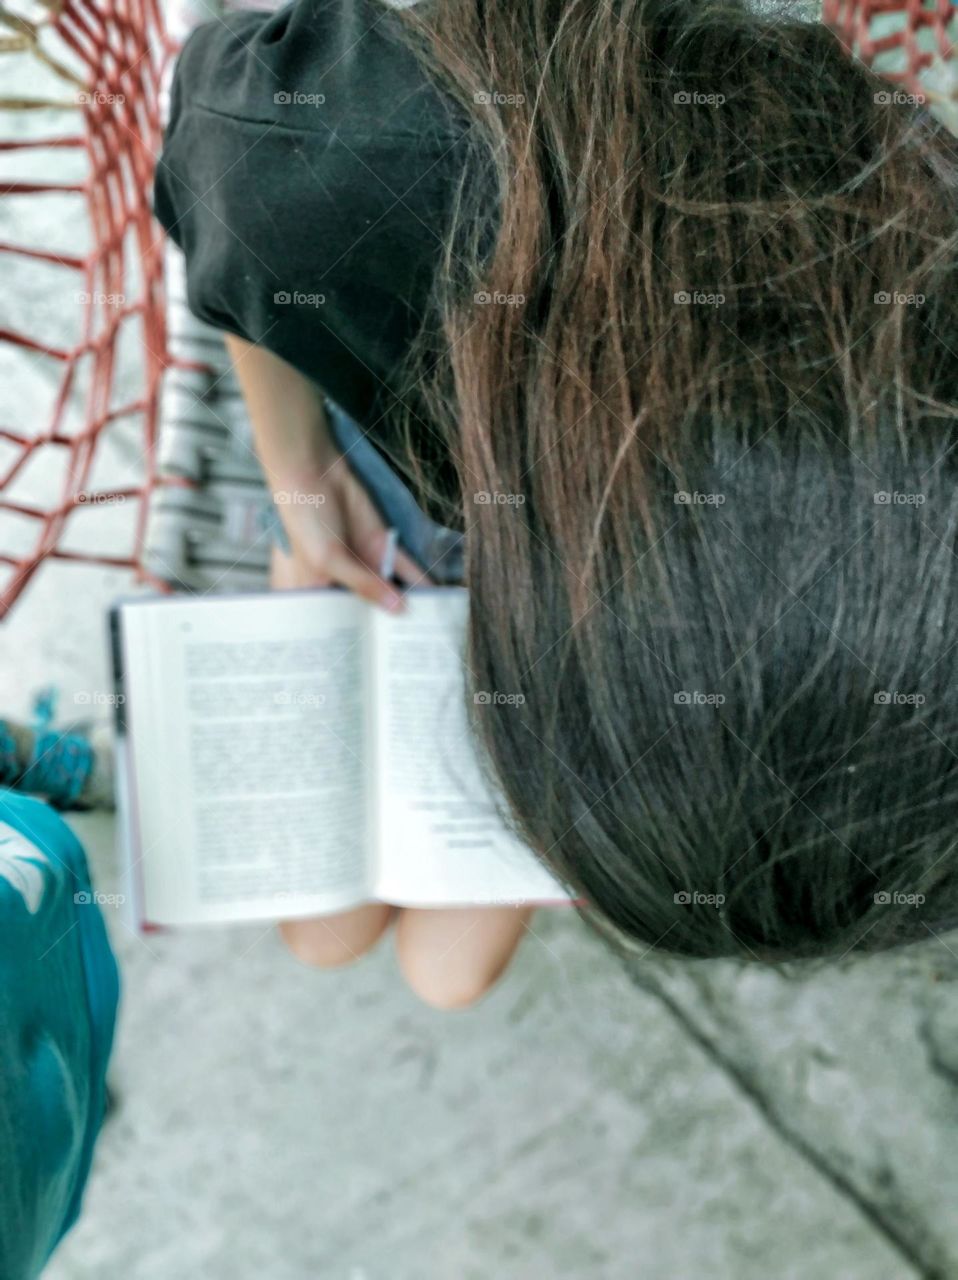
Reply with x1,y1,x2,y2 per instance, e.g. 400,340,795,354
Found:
0,792,119,1278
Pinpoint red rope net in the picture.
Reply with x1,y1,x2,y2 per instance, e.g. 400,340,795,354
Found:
823,0,958,115
0,0,178,619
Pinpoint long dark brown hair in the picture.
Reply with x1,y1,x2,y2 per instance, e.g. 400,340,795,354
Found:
382,0,958,959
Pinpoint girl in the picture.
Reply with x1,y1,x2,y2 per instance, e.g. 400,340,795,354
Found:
154,0,958,1002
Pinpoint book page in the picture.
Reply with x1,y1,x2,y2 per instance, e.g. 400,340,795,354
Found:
120,590,374,925
370,590,567,906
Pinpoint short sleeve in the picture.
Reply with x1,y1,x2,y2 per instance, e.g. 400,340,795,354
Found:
153,0,471,431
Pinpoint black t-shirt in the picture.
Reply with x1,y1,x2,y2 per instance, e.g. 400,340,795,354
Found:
153,0,476,441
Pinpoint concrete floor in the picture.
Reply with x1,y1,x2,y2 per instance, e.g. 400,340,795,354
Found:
39,809,953,1280
2,7,958,1278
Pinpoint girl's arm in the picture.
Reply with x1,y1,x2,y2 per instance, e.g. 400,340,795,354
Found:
224,333,422,608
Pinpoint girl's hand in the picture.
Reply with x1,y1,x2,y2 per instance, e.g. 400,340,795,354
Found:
272,446,428,607
224,331,427,608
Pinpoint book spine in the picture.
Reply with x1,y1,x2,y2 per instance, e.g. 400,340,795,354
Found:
107,608,128,736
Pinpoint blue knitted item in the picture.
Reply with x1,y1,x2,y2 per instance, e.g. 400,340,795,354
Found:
0,723,20,789
19,734,94,809
5,690,95,810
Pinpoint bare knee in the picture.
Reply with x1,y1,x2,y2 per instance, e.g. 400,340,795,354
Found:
396,946,499,1010
279,904,392,969
394,909,525,1010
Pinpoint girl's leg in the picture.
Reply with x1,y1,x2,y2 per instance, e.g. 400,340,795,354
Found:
278,905,395,968
394,906,533,1010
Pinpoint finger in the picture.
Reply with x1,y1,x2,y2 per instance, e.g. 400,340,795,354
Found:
392,547,435,587
270,543,300,591
319,541,405,611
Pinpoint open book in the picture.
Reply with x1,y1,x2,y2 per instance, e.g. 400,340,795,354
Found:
112,588,567,927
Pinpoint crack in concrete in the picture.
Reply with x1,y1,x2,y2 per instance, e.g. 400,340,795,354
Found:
917,1008,958,1091
623,963,950,1280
